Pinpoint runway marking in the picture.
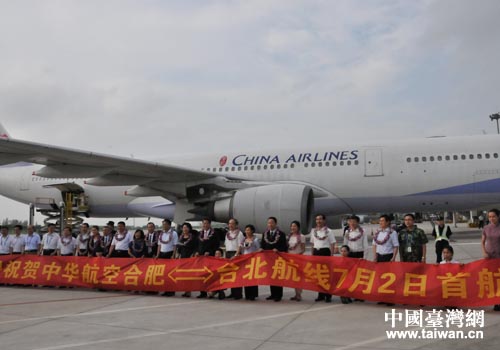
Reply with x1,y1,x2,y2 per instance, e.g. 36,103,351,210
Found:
0,294,132,307
30,304,342,350
0,299,207,325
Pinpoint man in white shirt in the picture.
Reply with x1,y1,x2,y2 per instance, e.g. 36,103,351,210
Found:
10,225,25,255
156,219,178,296
372,214,399,263
57,226,77,256
343,215,368,258
75,223,91,256
224,218,244,299
40,224,60,256
24,225,41,255
107,221,132,258
0,226,13,255
310,214,337,303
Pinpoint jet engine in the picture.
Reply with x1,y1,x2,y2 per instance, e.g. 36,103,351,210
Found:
212,184,314,233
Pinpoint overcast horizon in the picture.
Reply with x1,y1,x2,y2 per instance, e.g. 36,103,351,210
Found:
1,0,500,223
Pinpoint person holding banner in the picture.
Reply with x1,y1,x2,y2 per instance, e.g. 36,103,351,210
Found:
481,208,500,311
128,229,148,258
372,215,399,263
75,223,90,257
101,226,114,257
236,224,260,301
145,222,159,258
57,227,77,256
23,225,41,255
107,221,133,258
156,219,177,297
288,220,305,301
0,226,13,255
260,216,288,302
431,216,452,263
87,226,104,257
398,214,428,263
310,214,336,303
343,215,368,258
40,224,60,256
196,218,219,298
177,222,198,298
224,218,244,300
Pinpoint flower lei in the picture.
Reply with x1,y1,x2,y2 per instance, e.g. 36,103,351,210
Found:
241,238,253,249
78,233,90,243
288,233,302,250
226,230,241,241
346,227,364,242
263,229,281,245
60,236,73,246
178,233,193,246
114,231,128,241
313,226,329,240
88,237,102,252
199,229,214,241
373,228,392,245
159,230,172,244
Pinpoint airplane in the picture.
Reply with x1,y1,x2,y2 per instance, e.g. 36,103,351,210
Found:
0,123,499,232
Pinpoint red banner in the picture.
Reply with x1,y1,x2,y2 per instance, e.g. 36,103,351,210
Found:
1,252,499,307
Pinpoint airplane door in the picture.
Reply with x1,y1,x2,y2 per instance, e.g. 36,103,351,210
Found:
19,172,30,191
364,149,384,177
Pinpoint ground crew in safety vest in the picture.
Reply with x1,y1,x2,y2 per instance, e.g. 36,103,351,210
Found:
431,216,452,263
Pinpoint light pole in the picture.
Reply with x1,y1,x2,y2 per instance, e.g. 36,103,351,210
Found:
490,113,500,134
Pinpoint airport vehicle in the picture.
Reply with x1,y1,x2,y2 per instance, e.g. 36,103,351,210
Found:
0,124,499,232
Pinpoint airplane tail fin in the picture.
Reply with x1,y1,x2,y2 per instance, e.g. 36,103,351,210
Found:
0,123,11,139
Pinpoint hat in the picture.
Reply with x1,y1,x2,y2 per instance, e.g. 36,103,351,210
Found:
106,221,115,226
437,216,444,221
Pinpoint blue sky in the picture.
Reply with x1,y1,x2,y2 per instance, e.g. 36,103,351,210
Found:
0,0,499,221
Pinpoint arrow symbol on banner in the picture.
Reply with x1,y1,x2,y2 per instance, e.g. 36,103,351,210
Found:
168,266,214,283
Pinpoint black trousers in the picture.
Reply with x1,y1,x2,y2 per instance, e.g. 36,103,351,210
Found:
349,251,364,258
376,253,393,262
244,286,258,300
225,251,242,299
43,249,56,256
313,248,332,300
435,240,449,263
112,250,129,258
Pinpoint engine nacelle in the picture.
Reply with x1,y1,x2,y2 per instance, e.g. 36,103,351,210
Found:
213,184,314,233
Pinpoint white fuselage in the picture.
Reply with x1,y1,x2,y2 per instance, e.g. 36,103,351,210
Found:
1,134,499,218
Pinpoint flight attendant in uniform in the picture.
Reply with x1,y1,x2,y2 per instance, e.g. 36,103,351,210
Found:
310,214,336,303
224,218,244,300
236,224,260,301
260,217,288,302
176,222,198,298
196,218,219,298
107,221,133,258
40,224,60,256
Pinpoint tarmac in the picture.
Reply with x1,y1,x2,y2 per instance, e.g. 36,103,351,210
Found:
1,223,499,350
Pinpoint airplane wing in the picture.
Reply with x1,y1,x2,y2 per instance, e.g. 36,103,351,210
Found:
0,128,251,201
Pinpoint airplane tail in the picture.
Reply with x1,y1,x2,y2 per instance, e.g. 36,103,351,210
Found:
0,123,10,139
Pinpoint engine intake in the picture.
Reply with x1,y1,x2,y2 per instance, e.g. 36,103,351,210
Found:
213,184,314,233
